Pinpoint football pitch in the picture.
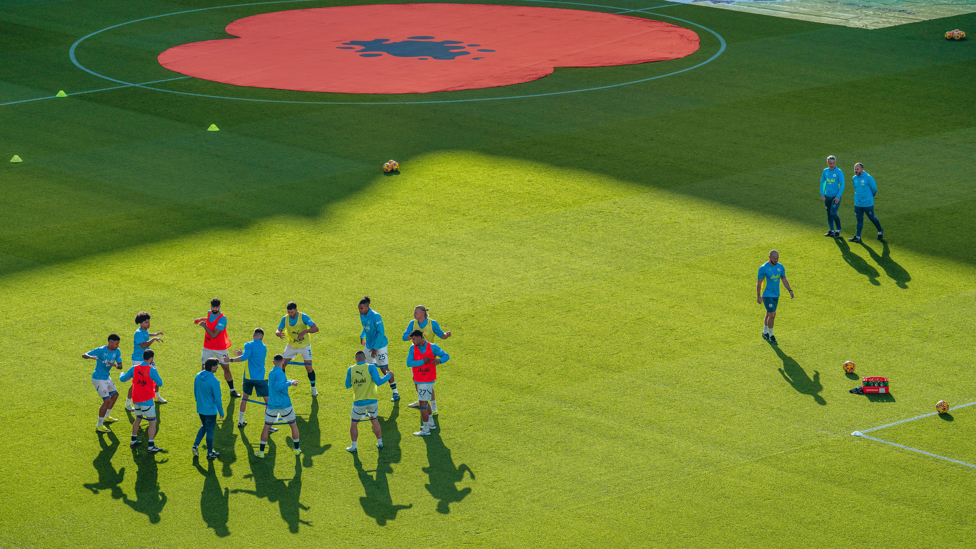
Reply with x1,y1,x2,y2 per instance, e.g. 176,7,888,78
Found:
2,0,976,546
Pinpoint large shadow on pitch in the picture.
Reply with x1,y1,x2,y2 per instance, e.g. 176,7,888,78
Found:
833,238,880,286
194,458,230,537
214,398,239,477
296,398,330,467
858,240,911,289
422,426,475,514
235,430,311,533
773,346,826,405
351,404,412,525
83,431,126,500
122,446,168,523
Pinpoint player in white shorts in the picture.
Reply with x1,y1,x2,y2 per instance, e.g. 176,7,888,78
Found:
359,296,400,401
345,350,391,452
83,333,124,433
275,301,319,396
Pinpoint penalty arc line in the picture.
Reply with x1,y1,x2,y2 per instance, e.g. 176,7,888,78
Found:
615,4,682,14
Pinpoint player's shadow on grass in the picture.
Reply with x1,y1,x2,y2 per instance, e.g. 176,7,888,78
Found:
236,430,311,533
857,240,911,289
422,422,475,514
215,399,239,477
123,446,168,523
296,398,331,467
352,451,413,525
83,431,126,500
379,402,404,466
833,239,880,286
194,457,230,537
773,346,826,405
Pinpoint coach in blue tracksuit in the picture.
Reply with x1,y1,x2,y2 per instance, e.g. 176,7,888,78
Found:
848,162,884,243
193,358,224,460
820,155,845,238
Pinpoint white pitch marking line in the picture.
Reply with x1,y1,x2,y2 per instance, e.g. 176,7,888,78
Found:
858,400,976,434
851,432,976,470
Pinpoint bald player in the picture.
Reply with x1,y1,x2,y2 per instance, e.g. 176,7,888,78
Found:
757,250,794,345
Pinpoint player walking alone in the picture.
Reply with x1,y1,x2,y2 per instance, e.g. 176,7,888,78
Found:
275,302,319,396
194,298,240,398
757,250,793,345
345,350,391,453
848,162,884,243
359,296,399,401
403,305,451,413
820,155,845,238
83,334,123,432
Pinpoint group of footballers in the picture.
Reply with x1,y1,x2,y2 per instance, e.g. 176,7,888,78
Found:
82,296,453,460
756,155,886,344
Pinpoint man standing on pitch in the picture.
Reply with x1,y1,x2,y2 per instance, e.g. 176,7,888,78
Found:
403,305,451,413
345,350,391,453
848,162,884,243
226,328,270,427
83,333,123,433
194,298,240,398
193,358,224,460
120,349,164,453
757,250,793,345
820,155,845,238
406,329,450,436
254,354,301,458
275,302,319,396
359,296,399,401
125,311,164,410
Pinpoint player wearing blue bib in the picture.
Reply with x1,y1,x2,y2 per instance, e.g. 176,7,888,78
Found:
226,328,270,428
82,333,123,433
125,311,164,410
757,250,794,345
848,162,884,243
820,155,845,238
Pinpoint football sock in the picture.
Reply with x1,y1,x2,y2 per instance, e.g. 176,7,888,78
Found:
307,371,316,386
763,325,769,335
131,435,138,443
149,439,155,446
97,416,105,427
105,408,112,418
293,438,300,450
349,441,358,450
768,328,774,336
227,380,235,390
390,381,398,391
260,441,267,452
126,398,132,406
431,400,437,412
377,437,383,445
239,412,245,424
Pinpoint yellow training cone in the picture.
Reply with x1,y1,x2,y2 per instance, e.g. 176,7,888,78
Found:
207,124,219,131
56,90,67,98
10,155,22,163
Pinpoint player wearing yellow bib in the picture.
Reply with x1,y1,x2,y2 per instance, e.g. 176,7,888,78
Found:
275,301,319,396
402,305,451,413
344,350,391,453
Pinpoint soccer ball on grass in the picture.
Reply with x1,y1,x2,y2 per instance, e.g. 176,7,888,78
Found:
383,160,400,172
843,361,856,374
936,400,949,414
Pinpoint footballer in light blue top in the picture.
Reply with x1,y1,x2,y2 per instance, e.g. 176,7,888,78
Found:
359,307,389,350
88,344,123,380
345,361,392,406
268,364,295,410
756,250,793,344
820,155,845,235
851,169,877,208
130,311,163,363
194,367,224,415
132,328,149,362
120,363,164,405
406,343,451,369
237,339,268,381
402,318,446,341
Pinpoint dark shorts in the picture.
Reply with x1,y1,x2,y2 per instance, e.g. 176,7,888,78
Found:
763,297,779,312
243,379,269,397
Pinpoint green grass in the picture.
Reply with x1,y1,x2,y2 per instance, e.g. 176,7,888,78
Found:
2,1,976,547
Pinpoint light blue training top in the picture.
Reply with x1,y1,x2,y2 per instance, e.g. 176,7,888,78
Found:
851,172,877,208
758,261,786,298
267,366,293,409
360,308,389,349
194,370,223,416
132,328,149,362
407,343,451,369
88,345,122,380
238,339,268,381
119,363,163,406
820,167,845,198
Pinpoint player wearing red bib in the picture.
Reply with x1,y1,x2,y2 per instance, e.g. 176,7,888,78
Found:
194,298,241,398
406,330,450,436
